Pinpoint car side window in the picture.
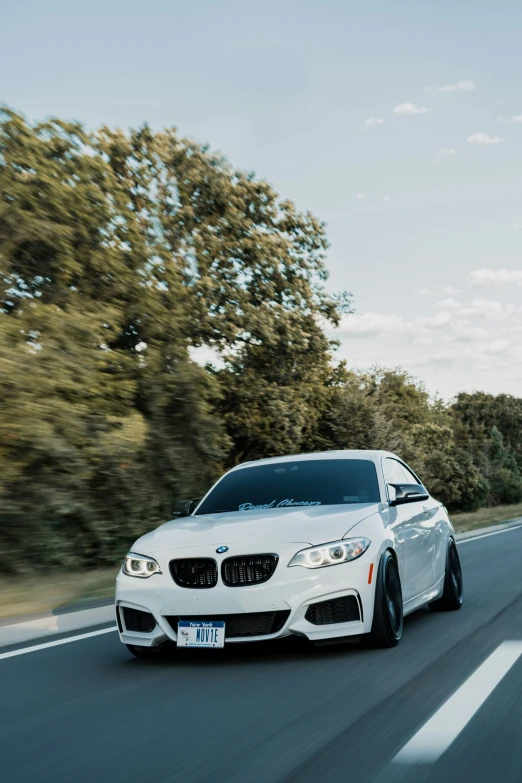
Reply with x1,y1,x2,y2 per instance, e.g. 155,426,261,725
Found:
399,462,423,486
383,458,408,486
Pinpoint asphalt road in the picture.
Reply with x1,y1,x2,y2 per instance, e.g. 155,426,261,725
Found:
2,527,522,783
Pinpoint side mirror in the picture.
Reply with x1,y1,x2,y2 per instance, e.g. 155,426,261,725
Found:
388,483,429,506
185,497,202,515
171,497,203,519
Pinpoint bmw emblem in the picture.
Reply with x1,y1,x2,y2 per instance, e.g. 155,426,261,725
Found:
216,545,229,554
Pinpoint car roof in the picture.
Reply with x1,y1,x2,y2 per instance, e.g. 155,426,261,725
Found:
231,450,399,472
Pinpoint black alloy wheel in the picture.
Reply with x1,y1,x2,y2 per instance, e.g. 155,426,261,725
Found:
366,550,403,648
429,540,463,612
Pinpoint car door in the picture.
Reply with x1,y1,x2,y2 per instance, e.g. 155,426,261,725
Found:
382,458,420,602
398,460,437,597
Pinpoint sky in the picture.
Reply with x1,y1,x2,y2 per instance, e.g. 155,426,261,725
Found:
3,0,522,399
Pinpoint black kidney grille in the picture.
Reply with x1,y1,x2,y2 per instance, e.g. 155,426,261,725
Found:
169,558,218,588
167,610,290,639
305,595,361,626
221,554,278,586
122,607,157,633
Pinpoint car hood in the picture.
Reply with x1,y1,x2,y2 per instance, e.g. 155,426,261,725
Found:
133,503,382,555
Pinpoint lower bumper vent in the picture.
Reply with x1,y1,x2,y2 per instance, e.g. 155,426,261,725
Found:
305,596,360,625
122,607,157,633
167,610,290,639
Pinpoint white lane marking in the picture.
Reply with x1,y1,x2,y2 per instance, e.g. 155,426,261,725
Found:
395,640,522,764
0,626,117,661
458,523,522,545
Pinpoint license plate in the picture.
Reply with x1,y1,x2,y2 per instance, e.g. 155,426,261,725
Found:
177,620,225,648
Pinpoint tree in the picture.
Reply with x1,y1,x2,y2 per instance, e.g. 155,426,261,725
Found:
483,427,522,506
0,109,345,569
451,392,522,470
409,422,488,511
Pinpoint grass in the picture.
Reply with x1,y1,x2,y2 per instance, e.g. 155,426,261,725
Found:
451,502,522,533
0,567,118,621
2,502,522,620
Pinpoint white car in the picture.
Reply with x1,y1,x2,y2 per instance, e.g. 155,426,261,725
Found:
116,450,463,656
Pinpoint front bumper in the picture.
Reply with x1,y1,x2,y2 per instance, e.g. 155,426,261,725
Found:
116,547,378,647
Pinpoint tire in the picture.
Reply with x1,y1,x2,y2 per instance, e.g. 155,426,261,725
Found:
366,550,403,648
126,644,165,659
429,539,463,612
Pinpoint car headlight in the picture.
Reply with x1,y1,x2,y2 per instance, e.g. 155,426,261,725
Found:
123,552,162,578
288,538,371,569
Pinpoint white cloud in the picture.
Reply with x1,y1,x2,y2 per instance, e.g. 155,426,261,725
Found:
383,194,391,201
433,297,461,310
420,311,454,328
481,339,510,355
364,117,385,129
426,80,476,94
479,298,522,314
337,309,461,340
416,288,436,296
435,147,457,160
466,132,504,145
499,115,522,124
442,286,460,295
338,298,518,347
412,337,511,370
336,299,522,343
513,222,522,230
336,312,417,338
393,102,431,116
333,291,522,398
460,298,522,321
470,268,522,287
338,337,522,399
449,322,490,342
420,351,460,368
356,193,365,200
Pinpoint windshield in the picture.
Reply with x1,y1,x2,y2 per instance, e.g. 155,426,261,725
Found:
195,459,380,515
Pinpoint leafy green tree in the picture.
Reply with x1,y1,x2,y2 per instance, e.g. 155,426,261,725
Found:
483,426,522,506
451,392,522,470
307,368,489,511
409,422,488,511
308,369,430,458
0,109,344,569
